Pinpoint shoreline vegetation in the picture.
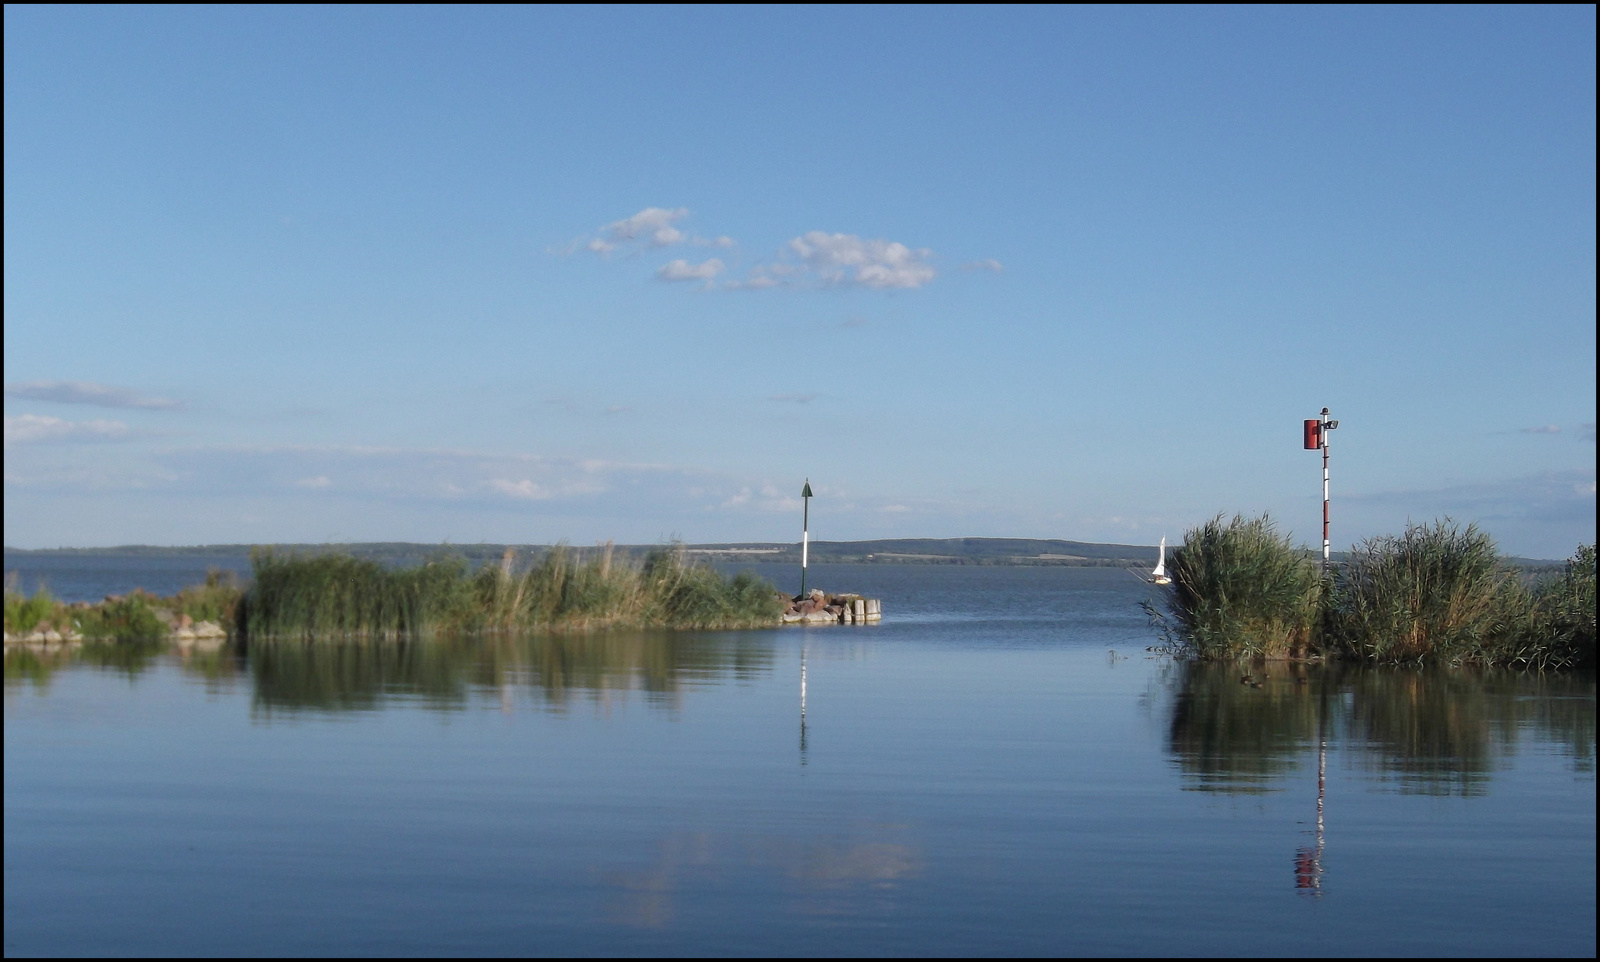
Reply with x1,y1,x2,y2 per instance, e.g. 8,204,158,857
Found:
4,544,785,645
5,526,1593,671
1153,515,1595,671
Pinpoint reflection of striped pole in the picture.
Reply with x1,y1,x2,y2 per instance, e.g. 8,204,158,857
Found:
799,644,808,764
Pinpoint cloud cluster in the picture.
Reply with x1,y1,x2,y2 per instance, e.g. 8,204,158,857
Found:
4,414,131,446
575,207,999,293
5,380,180,410
587,207,689,254
784,232,937,290
656,258,725,285
1519,422,1596,441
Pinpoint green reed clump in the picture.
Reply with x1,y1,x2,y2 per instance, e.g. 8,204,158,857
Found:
4,586,58,635
1325,520,1522,666
79,591,169,641
238,550,476,640
472,543,782,631
1162,514,1323,660
171,569,244,626
242,543,784,639
1522,544,1596,670
639,548,786,629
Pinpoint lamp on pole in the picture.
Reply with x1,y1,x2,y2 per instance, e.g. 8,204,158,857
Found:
799,479,813,597
1303,408,1340,571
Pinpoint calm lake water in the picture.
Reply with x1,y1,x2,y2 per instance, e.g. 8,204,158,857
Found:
4,562,1595,956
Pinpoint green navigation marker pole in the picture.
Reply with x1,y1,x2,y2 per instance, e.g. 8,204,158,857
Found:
799,479,813,597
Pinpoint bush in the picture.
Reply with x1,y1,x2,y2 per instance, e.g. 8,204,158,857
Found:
1526,544,1596,670
1163,514,1323,660
4,587,60,635
238,550,474,640
172,568,244,625
1325,520,1524,666
79,592,168,641
240,543,784,639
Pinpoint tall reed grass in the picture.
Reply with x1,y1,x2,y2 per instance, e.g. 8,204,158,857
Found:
1325,520,1518,666
1523,543,1596,670
238,543,784,640
1161,512,1593,670
1161,514,1322,659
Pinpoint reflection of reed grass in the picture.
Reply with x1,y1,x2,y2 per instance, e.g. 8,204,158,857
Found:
1165,661,1321,791
246,628,777,712
1164,660,1595,796
239,543,783,639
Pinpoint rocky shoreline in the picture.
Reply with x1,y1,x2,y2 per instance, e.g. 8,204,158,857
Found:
779,589,882,625
3,593,229,650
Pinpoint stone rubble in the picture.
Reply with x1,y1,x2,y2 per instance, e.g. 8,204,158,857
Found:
778,588,882,625
3,616,228,649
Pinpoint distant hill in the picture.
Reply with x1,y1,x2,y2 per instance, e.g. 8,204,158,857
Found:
4,538,1565,571
1,537,1163,567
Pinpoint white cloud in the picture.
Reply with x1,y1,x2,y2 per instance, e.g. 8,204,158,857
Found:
655,258,725,283
769,393,819,404
588,207,690,255
4,414,131,446
569,210,995,295
294,475,332,488
5,380,180,410
1521,424,1561,434
783,231,937,289
724,274,781,291
490,478,552,500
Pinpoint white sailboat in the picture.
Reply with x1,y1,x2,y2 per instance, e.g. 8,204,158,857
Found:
1150,536,1172,585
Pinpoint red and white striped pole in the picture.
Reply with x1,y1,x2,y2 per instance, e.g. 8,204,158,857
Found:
1304,408,1339,571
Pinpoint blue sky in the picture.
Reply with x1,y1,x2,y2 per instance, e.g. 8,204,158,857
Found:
4,6,1594,558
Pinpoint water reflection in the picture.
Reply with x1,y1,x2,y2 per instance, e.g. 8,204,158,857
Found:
799,643,808,765
1165,661,1595,797
5,638,240,689
1166,661,1595,897
247,630,777,714
6,630,778,715
601,826,923,928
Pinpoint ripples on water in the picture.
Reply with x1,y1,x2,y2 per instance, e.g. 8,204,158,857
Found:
5,563,1595,955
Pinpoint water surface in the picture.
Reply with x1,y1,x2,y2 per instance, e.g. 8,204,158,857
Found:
5,564,1594,956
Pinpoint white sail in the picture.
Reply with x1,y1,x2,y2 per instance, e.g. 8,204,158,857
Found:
1151,536,1169,582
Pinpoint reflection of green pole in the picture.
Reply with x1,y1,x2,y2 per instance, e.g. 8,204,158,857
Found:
800,479,812,597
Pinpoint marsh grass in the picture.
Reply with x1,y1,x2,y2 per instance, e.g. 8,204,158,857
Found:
1161,514,1323,660
78,591,169,641
1521,543,1597,670
171,569,244,626
239,550,475,640
1326,521,1518,666
4,585,58,635
1162,512,1593,670
240,542,784,640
